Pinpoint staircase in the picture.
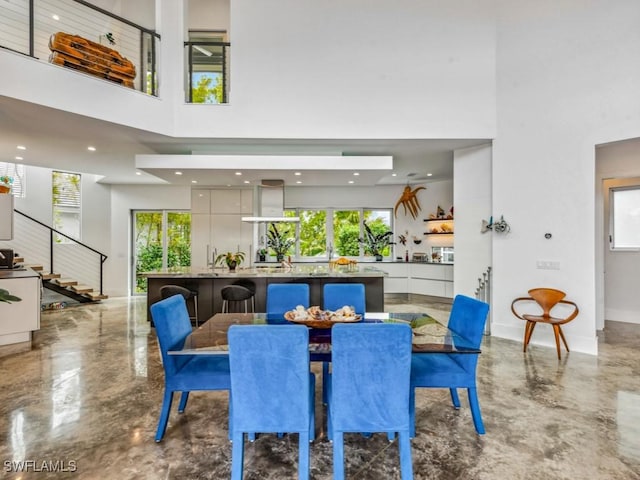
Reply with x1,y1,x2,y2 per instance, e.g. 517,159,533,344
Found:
1,210,109,310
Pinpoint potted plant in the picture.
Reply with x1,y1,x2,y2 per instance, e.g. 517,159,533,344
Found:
359,220,394,261
214,251,245,271
266,223,295,262
0,175,13,194
257,248,268,262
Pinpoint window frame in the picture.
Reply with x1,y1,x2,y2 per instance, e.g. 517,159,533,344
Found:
609,185,640,251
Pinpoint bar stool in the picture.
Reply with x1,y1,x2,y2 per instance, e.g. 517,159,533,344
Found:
221,284,255,313
159,285,199,326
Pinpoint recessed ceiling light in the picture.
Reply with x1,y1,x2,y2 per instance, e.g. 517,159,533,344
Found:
235,172,242,176
52,14,60,20
391,173,397,177
87,146,96,152
348,180,355,184
135,172,142,176
296,181,302,184
175,171,183,175
427,173,433,177
227,184,231,187
191,180,197,184
17,145,26,150
294,172,301,176
353,172,360,176
243,180,250,184
15,156,23,161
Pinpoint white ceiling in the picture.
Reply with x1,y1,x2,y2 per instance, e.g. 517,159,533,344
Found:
0,96,491,187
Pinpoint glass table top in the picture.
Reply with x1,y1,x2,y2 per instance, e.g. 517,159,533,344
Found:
168,312,481,355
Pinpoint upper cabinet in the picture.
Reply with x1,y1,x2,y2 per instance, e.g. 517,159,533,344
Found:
191,189,253,214
0,194,14,240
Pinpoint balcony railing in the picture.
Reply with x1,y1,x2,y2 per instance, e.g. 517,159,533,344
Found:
0,0,160,96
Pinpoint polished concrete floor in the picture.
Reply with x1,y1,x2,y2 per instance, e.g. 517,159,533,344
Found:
0,296,639,479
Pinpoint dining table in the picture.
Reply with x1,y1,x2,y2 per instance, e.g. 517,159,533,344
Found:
167,312,482,357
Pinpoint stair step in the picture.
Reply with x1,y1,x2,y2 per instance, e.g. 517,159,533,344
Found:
25,264,44,271
70,284,93,294
84,292,108,301
13,257,24,263
54,278,78,286
41,273,61,281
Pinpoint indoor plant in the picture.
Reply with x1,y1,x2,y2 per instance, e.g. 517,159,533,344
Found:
359,220,394,261
214,251,245,271
0,175,13,194
257,248,268,262
266,223,295,262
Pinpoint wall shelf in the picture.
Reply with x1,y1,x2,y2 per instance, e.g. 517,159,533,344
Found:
424,218,454,235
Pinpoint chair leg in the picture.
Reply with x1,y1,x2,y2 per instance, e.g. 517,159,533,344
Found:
409,387,416,438
398,430,414,480
155,389,174,442
309,374,316,442
467,387,485,434
449,388,460,409
523,321,536,352
557,325,570,352
322,362,330,405
298,432,310,480
193,295,199,326
552,324,563,360
178,391,189,413
333,431,345,480
231,431,245,480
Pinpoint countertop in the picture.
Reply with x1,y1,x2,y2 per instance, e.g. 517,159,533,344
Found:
144,264,388,278
0,268,41,280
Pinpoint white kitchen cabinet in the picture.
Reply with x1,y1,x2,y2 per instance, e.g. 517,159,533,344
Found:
0,271,41,345
0,194,14,240
373,263,409,294
191,213,211,267
211,189,253,214
191,190,211,214
408,263,454,297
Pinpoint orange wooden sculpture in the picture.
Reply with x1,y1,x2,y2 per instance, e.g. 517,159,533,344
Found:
48,32,136,88
511,288,579,360
394,185,425,219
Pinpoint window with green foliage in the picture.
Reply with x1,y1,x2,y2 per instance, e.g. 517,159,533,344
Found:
186,31,229,104
52,171,81,243
280,208,393,260
133,211,191,294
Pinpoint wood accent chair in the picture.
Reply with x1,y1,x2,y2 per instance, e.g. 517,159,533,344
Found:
511,288,579,360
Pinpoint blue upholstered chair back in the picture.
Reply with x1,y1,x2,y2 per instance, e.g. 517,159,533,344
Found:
447,294,490,349
331,323,412,431
323,283,366,314
266,283,310,315
228,325,312,432
150,295,193,376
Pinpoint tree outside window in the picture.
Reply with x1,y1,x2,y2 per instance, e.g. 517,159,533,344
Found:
52,171,81,243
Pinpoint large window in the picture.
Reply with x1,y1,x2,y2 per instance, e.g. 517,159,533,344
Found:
133,211,191,293
281,208,393,260
610,186,640,250
52,171,80,242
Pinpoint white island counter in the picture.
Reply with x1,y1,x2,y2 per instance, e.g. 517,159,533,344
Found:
0,268,41,346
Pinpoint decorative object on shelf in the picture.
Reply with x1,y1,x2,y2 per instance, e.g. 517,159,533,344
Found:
267,223,295,262
359,220,394,261
447,206,454,219
0,175,13,194
440,223,453,233
215,251,246,271
257,248,267,262
0,288,22,304
436,205,446,218
48,32,136,88
412,236,422,245
394,185,426,219
431,252,441,262
398,233,407,246
481,215,511,234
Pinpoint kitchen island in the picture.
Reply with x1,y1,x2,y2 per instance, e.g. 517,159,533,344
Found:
145,265,386,323
0,268,41,346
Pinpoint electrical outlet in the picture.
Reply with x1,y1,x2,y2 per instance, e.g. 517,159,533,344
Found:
536,260,560,270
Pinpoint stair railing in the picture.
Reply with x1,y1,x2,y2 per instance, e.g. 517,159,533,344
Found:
0,209,107,295
475,266,492,335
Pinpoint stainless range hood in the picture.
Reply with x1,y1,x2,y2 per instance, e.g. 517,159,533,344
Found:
241,180,300,223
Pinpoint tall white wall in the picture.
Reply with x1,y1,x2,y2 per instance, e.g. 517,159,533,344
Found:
453,145,492,298
492,0,640,355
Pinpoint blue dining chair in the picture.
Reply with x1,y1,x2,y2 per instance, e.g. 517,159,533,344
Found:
327,323,413,480
410,294,490,436
266,283,310,318
150,295,231,442
321,283,366,403
228,325,315,480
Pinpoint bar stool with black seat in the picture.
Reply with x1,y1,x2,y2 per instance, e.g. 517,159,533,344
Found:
159,285,199,326
221,284,255,313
